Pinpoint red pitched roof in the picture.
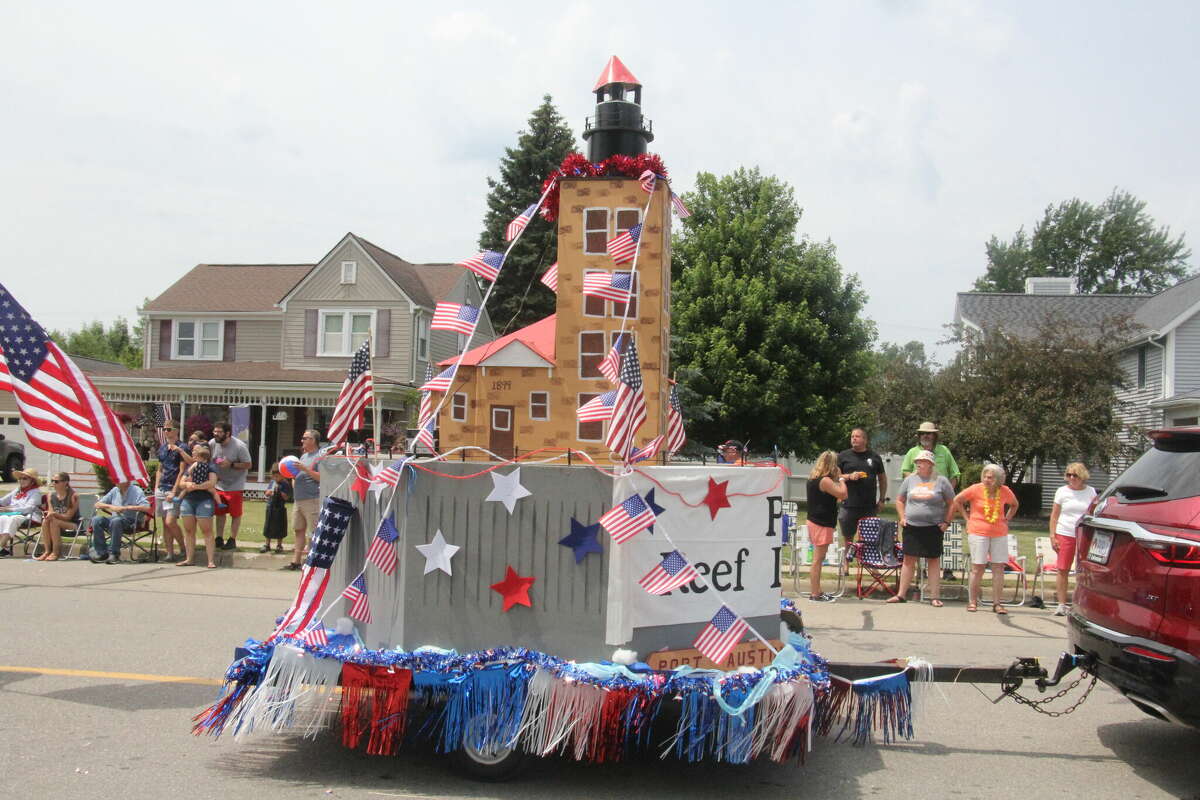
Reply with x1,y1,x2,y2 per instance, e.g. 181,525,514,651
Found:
440,314,556,367
593,56,641,91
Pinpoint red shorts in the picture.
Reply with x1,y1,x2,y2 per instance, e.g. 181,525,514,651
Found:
1054,534,1077,572
806,521,835,547
215,490,244,518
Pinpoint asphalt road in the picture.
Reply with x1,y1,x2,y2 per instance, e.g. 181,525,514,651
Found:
2,558,1198,800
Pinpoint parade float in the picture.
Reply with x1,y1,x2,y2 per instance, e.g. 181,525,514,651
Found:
193,57,931,779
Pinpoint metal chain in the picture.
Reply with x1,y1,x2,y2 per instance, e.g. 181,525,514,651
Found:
1000,671,1099,717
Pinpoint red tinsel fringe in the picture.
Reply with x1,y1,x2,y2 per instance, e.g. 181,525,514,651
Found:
539,152,669,222
340,663,414,755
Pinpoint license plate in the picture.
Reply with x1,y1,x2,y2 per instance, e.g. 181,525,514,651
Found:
1087,530,1113,564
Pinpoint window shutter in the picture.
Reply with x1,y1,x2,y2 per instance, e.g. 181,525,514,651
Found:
375,309,391,358
158,320,172,361
223,320,237,362
304,309,318,358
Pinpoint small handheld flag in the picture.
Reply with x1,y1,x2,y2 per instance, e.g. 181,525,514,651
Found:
693,606,749,665
599,492,657,544
576,389,616,422
325,340,373,447
302,624,328,647
341,574,373,623
598,334,624,383
366,514,401,575
630,434,665,464
639,550,698,595
505,204,537,241
605,337,646,458
431,303,480,335
671,192,691,219
458,250,505,282
583,271,633,303
607,223,642,264
420,366,456,393
540,262,558,292
666,382,686,454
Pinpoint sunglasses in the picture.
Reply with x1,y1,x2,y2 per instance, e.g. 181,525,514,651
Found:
1066,472,1080,478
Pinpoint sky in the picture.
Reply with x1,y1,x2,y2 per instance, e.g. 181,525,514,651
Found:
2,0,1197,365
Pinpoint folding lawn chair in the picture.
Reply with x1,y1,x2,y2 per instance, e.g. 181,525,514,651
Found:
122,495,159,562
996,534,1028,606
852,517,902,599
13,496,49,557
63,494,97,560
1031,536,1071,604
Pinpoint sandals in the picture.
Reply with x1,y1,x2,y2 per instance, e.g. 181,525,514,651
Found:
885,595,906,604
966,603,978,612
930,599,943,607
993,604,1008,615
206,563,218,569
176,560,195,567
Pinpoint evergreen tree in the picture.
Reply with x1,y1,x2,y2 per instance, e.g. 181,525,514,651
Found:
479,95,577,332
672,168,875,456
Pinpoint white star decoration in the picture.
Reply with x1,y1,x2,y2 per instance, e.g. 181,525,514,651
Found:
369,463,390,497
485,467,532,514
415,530,460,576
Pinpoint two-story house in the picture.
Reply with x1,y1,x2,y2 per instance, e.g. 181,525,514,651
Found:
71,232,494,481
954,273,1200,508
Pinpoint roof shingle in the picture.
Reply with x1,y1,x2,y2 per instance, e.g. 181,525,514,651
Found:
144,264,312,313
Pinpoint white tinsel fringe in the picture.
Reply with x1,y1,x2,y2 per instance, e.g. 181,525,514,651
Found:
230,645,342,740
517,669,606,759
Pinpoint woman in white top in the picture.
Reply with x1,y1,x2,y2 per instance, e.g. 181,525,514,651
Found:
0,469,44,557
1047,462,1097,616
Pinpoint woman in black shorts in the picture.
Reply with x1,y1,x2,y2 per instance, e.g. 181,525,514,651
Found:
889,449,955,606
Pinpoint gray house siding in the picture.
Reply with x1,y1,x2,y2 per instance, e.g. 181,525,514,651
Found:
1113,343,1164,474
146,317,281,367
1172,314,1200,395
1037,459,1115,512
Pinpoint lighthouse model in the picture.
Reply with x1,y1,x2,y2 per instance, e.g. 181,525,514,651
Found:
435,57,671,460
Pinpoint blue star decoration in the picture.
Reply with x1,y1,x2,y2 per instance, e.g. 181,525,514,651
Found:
559,517,603,563
643,488,666,533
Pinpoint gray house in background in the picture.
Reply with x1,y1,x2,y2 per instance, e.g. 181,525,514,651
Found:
73,233,494,481
955,274,1200,508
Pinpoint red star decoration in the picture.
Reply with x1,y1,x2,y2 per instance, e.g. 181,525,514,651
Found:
490,565,535,612
350,459,371,503
702,477,732,520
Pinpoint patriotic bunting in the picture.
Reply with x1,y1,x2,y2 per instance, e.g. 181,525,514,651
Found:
607,223,642,264
604,337,646,458
325,340,373,446
505,203,537,241
540,262,558,292
638,550,698,595
599,492,657,544
693,606,749,665
431,302,480,335
341,574,373,623
583,271,632,303
458,250,505,282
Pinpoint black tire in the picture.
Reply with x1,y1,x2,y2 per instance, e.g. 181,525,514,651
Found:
452,715,528,782
2,454,21,482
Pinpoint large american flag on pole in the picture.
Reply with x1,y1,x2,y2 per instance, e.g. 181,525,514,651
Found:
505,204,537,241
0,283,148,485
325,340,372,446
271,496,356,638
604,336,646,459
639,550,698,595
693,606,749,665
666,382,686,454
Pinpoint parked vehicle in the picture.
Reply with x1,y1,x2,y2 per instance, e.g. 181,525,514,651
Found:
1072,427,1200,728
0,434,25,482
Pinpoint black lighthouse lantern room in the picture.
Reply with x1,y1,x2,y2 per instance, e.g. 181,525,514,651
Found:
582,55,654,163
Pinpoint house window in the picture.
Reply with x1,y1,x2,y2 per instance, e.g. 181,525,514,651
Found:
580,331,606,379
615,208,641,235
173,319,223,360
416,315,430,362
583,270,607,317
611,271,638,319
577,393,604,441
584,208,609,254
529,391,549,420
340,261,357,284
458,332,469,352
452,393,467,422
319,310,372,356
1137,345,1148,389
1172,416,1199,427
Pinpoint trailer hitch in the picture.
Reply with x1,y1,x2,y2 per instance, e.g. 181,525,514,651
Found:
1035,652,1092,691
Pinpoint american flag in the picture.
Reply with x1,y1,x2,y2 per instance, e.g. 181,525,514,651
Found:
505,203,537,241
599,492,657,544
152,402,173,446
365,514,400,575
271,496,356,638
431,303,480,336
666,382,686,453
341,574,373,623
540,262,558,292
583,271,633,303
420,365,456,393
301,623,328,647
639,169,657,194
605,337,646,459
671,192,692,219
371,461,402,489
598,334,624,383
0,283,148,486
414,414,437,453
417,363,434,426
639,550,698,595
630,434,665,464
325,340,373,446
576,389,616,422
458,250,505,282
693,606,749,665
607,224,642,265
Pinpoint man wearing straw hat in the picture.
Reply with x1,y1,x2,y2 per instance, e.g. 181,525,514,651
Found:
900,422,961,489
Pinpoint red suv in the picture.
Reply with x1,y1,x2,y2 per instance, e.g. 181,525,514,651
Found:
1071,428,1200,728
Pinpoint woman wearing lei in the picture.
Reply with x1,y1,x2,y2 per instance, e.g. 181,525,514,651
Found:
952,463,1019,614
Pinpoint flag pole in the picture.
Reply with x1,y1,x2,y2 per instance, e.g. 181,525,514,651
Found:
370,329,381,458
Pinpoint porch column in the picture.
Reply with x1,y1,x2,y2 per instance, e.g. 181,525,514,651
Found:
258,397,268,483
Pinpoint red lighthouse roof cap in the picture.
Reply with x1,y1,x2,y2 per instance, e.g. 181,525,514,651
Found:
593,56,641,91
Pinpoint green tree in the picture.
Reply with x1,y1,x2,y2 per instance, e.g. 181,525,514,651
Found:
479,95,577,332
936,317,1132,483
974,189,1192,294
852,341,939,453
51,318,143,368
671,168,875,456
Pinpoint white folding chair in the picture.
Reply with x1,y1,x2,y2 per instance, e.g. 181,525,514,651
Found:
64,494,98,560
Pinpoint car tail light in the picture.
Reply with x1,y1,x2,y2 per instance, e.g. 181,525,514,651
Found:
1139,540,1200,567
1122,645,1176,663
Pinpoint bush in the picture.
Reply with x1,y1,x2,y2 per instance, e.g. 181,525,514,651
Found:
92,463,113,493
959,461,983,488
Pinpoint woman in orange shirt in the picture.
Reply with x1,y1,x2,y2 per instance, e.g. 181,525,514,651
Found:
953,463,1019,614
